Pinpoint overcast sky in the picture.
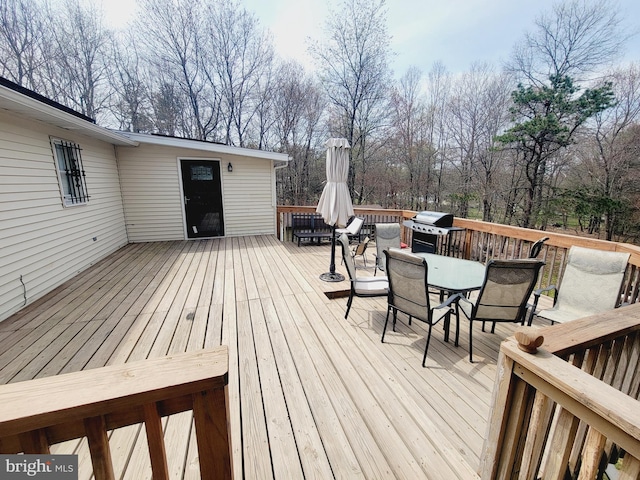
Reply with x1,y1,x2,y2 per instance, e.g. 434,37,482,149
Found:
103,0,640,78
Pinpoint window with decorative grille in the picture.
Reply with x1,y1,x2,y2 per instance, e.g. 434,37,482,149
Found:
51,138,89,206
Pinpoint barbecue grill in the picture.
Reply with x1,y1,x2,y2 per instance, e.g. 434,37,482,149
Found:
403,211,463,254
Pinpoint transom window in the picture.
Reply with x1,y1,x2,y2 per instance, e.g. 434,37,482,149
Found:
51,138,89,206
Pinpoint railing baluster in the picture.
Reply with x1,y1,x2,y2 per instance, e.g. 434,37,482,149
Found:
543,406,580,480
18,429,50,453
84,416,115,480
144,402,169,480
620,454,640,479
518,391,554,480
576,427,607,480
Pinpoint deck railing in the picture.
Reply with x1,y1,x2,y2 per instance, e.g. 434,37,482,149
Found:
481,305,640,479
277,206,640,305
0,348,231,480
453,217,640,306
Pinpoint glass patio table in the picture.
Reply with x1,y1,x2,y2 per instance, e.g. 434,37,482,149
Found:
415,252,486,345
415,253,486,294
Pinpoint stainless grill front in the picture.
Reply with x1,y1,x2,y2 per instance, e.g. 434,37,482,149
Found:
402,211,461,254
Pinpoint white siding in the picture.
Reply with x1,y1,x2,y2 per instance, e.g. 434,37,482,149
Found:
0,111,128,323
117,144,277,241
223,157,276,236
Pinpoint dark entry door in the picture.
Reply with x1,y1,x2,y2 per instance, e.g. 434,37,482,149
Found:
180,160,224,238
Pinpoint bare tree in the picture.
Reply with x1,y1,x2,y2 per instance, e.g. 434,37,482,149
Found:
149,77,183,136
204,0,274,147
46,0,113,120
470,66,513,222
309,0,392,203
508,0,629,84
273,61,325,205
0,0,45,89
136,0,220,140
108,31,152,132
388,67,430,210
443,64,514,221
574,63,640,239
424,62,451,210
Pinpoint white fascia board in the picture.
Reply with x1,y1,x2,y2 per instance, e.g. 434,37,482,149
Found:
118,131,290,163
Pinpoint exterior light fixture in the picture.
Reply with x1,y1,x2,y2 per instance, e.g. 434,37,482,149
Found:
227,162,233,172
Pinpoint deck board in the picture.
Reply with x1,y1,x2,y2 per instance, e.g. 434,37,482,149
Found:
0,237,524,479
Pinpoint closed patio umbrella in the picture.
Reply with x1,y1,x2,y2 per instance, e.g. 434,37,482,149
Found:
317,138,354,282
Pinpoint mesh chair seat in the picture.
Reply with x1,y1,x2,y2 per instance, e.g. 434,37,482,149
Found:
532,246,629,325
457,259,545,362
338,233,388,319
351,236,370,268
353,277,388,295
382,248,457,367
336,216,364,238
374,223,401,275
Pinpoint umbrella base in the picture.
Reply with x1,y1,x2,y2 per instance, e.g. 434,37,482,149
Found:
319,272,345,282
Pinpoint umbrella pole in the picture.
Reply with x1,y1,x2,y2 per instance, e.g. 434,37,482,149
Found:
320,225,345,282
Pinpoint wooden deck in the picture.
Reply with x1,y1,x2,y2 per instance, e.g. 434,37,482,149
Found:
0,236,524,479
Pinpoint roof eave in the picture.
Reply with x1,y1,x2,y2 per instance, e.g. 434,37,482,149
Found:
118,132,290,162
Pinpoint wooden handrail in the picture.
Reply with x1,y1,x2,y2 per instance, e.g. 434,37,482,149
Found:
0,348,231,480
277,206,640,304
453,217,640,266
481,305,640,479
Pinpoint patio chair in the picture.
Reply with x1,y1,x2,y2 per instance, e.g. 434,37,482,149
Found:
338,233,388,319
381,248,458,367
529,236,549,258
528,246,630,325
351,236,370,268
374,223,401,276
336,216,364,241
455,259,545,362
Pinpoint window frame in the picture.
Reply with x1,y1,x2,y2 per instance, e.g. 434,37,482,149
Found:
50,137,90,207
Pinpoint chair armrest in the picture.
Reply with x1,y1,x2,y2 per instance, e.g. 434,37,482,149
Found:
527,285,556,326
434,293,464,310
533,284,556,297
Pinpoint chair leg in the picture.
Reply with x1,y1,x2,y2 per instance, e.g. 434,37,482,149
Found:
454,302,460,347
392,309,398,331
345,293,353,319
443,311,451,343
491,321,496,334
469,320,474,363
527,306,535,326
381,306,391,342
422,324,433,367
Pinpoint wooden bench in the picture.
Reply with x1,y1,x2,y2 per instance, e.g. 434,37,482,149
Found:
292,213,334,246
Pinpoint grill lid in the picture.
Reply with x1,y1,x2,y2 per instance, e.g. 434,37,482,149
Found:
413,211,453,227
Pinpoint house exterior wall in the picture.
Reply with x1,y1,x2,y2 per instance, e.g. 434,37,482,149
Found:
0,110,128,323
116,143,277,242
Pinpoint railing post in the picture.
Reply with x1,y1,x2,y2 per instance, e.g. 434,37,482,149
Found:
18,429,49,454
480,328,545,479
193,385,232,479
